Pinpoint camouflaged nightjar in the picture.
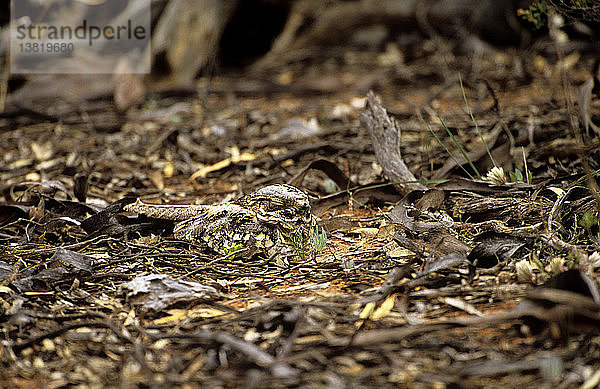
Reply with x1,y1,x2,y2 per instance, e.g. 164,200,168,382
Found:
124,184,318,262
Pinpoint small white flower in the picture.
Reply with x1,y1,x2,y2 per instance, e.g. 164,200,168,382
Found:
590,251,600,268
516,260,534,284
484,166,506,185
548,256,564,275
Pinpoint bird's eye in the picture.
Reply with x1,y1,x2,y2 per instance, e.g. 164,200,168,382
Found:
281,209,297,220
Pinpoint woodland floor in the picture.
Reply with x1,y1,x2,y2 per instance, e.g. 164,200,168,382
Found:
1,30,600,388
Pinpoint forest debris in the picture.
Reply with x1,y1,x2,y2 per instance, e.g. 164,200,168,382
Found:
311,183,403,216
418,252,470,276
190,146,256,180
73,173,89,203
537,269,599,303
577,78,600,136
467,232,525,268
192,331,299,379
357,294,397,327
441,297,482,316
517,286,600,336
8,248,92,292
152,306,232,325
390,197,449,233
360,91,425,193
80,198,134,235
120,274,221,312
47,248,92,275
457,356,563,378
0,205,29,225
275,117,322,139
288,159,351,190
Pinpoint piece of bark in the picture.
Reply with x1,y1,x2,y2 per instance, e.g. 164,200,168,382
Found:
113,59,146,112
152,0,239,82
360,90,426,193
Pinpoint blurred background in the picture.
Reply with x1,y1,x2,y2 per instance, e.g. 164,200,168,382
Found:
2,0,598,111
0,0,599,199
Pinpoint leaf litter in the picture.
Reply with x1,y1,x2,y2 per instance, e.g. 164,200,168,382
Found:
1,18,600,389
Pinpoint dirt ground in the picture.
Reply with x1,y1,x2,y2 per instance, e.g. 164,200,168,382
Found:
1,2,600,388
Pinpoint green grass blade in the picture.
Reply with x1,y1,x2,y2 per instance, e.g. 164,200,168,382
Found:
421,116,476,180
438,116,481,178
458,73,497,169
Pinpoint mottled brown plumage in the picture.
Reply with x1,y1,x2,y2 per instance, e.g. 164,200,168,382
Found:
125,184,317,261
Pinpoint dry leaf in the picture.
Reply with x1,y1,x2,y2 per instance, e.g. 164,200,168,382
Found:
190,146,256,179
356,294,397,327
371,294,397,320
163,161,175,178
